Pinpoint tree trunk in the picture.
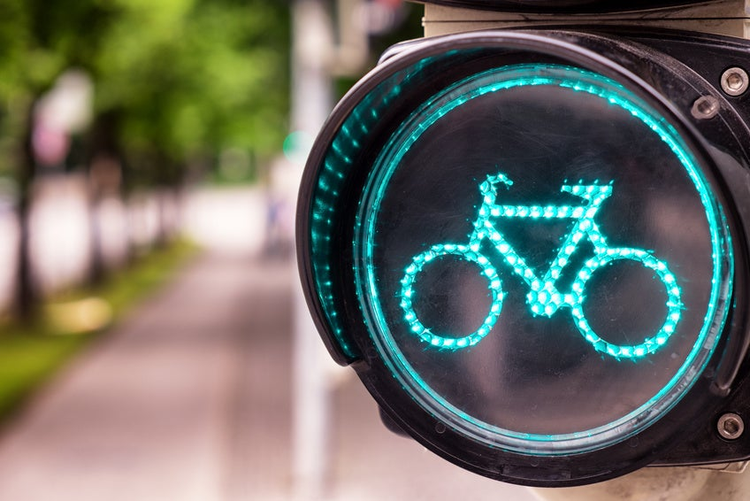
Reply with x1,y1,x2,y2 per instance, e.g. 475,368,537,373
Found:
14,99,38,323
86,109,128,284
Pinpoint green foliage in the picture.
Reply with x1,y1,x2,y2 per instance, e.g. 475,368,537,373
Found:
92,0,290,186
0,0,291,184
0,0,119,96
0,334,84,418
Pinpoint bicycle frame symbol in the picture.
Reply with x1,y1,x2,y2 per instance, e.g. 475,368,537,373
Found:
399,172,683,359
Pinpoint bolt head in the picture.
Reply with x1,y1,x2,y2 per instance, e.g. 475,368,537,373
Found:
691,96,719,120
718,413,744,440
721,67,749,97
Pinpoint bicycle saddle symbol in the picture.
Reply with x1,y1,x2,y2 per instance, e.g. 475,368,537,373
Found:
399,172,683,359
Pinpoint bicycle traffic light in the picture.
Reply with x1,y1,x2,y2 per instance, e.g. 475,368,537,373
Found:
297,0,750,487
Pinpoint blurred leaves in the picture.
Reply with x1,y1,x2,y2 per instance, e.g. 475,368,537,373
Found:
0,0,290,182
0,0,289,321
95,0,289,173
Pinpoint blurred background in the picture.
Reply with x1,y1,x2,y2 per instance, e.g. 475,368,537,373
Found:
0,1,539,499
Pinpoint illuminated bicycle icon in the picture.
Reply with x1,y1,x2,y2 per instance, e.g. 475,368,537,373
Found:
399,172,683,359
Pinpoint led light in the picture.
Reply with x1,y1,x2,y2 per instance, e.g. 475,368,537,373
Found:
399,244,505,349
394,166,683,350
569,250,683,358
343,58,732,466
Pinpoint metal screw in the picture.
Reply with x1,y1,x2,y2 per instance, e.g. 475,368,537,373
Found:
718,413,744,440
691,96,720,120
721,67,749,96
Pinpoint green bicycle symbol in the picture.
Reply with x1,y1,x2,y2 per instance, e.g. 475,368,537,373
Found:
399,172,683,359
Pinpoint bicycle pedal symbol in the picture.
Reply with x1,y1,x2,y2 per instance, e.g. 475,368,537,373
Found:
399,172,683,359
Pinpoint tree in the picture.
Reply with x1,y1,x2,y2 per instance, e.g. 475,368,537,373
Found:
0,0,291,321
93,0,290,189
0,0,119,321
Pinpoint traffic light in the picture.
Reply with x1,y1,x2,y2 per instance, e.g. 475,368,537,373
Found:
296,0,750,487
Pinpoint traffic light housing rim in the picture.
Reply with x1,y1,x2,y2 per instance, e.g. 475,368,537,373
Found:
296,28,750,485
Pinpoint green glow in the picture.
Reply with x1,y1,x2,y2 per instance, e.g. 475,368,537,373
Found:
354,63,733,455
308,56,442,361
400,243,504,348
399,172,682,359
283,131,314,165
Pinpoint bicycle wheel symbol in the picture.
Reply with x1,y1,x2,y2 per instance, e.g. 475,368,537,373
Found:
400,244,504,350
398,173,684,359
400,244,682,358
569,248,682,358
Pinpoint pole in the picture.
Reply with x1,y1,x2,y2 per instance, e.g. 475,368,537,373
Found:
290,1,336,499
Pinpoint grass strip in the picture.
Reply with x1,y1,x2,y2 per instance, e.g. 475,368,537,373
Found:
0,239,199,419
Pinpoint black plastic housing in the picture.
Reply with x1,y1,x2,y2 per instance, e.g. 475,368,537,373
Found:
296,28,750,486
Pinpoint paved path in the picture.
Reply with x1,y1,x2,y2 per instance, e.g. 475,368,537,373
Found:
0,251,538,501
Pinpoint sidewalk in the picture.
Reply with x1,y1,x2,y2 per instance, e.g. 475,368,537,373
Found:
0,250,538,501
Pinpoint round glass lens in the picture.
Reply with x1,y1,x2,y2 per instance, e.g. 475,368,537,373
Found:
355,64,732,454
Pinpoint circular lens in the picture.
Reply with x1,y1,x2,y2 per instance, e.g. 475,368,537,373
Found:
354,63,732,455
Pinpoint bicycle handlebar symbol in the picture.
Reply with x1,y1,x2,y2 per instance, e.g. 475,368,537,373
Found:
399,172,683,359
